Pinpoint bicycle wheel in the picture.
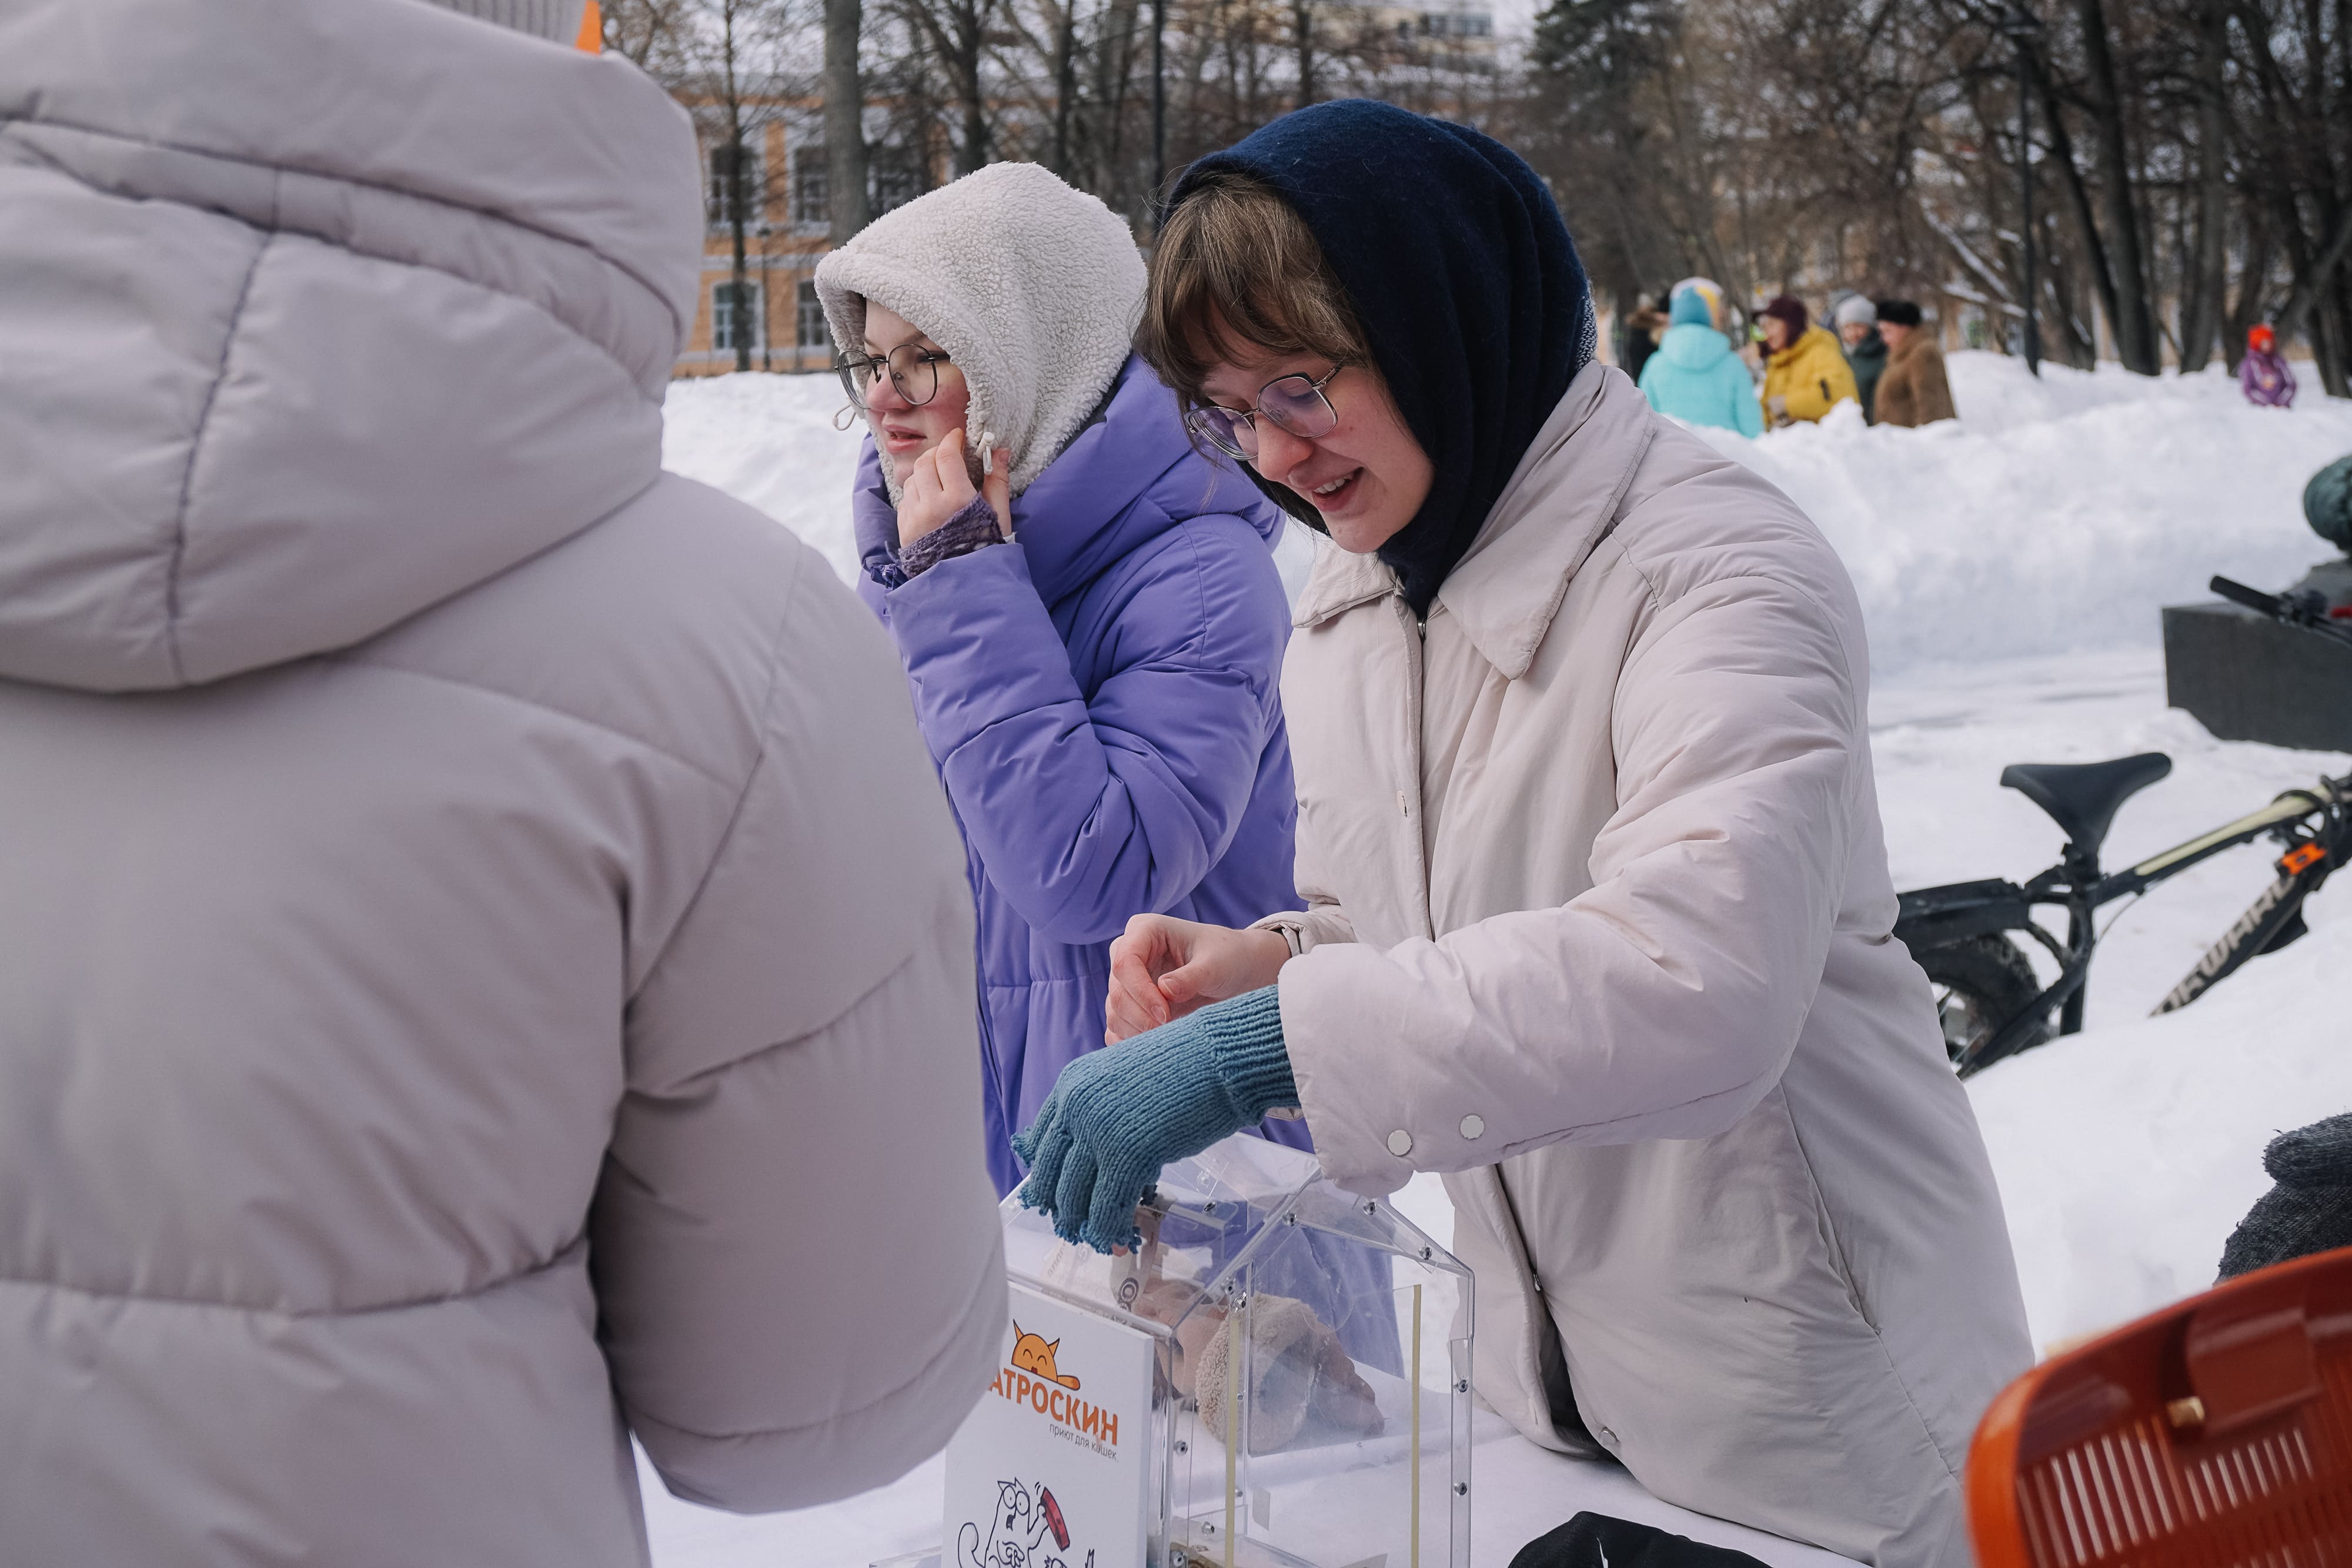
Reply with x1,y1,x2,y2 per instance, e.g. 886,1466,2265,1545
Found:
1917,935,2051,1074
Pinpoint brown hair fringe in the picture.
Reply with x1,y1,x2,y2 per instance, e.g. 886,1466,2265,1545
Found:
1138,169,1369,412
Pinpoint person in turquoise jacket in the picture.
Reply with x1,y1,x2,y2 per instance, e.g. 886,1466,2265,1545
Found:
1637,285,1765,437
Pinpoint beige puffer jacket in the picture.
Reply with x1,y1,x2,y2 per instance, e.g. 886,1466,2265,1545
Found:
1262,363,2032,1566
0,2,1004,1563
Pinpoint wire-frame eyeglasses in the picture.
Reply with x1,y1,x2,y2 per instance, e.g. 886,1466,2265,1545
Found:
837,342,953,410
1184,365,1344,461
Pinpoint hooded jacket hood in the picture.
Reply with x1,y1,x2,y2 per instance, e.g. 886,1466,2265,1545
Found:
816,162,1147,503
1656,321,1734,372
0,0,700,693
1172,100,1598,617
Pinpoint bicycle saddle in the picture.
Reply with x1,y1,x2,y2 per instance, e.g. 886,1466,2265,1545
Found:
2000,751,2173,858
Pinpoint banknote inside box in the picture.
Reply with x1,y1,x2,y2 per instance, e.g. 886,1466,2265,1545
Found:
938,1132,1473,1568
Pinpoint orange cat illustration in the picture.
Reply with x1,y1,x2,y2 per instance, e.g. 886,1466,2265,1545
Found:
1008,1322,1080,1391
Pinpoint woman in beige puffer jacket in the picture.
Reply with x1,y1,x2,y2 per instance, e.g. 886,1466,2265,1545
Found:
0,2,1005,1563
1018,103,2032,1568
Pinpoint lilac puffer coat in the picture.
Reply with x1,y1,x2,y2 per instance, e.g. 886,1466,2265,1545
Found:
857,357,1307,1193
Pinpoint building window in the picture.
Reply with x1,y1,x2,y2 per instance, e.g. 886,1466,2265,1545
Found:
707,141,763,229
871,152,920,216
712,280,762,353
798,280,831,350
791,146,828,226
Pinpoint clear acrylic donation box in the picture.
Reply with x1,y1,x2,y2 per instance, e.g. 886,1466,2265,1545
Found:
928,1132,1472,1568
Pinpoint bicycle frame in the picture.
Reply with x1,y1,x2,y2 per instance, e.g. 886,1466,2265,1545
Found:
1898,573,2350,1075
1897,774,2347,1074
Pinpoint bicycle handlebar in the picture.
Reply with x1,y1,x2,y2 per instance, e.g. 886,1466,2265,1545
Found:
2210,574,2281,616
2211,575,2352,650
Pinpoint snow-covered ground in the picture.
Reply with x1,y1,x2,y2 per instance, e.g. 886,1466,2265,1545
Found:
1687,353,2352,673
652,356,2352,1566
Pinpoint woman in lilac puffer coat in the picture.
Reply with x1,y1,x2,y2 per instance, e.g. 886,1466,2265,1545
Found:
816,164,1305,1196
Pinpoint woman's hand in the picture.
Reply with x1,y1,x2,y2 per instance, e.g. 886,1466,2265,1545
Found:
897,427,1011,547
1016,987,1293,1252
1105,915,1291,1043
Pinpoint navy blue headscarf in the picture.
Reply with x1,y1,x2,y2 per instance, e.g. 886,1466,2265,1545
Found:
1172,100,1597,616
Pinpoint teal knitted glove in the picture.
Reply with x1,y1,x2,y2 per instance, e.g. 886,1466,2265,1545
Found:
1013,985,1298,1253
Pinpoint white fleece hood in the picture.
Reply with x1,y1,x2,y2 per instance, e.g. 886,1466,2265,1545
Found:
815,162,1147,500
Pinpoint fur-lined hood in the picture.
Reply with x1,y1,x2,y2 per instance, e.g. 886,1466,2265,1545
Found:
815,163,1146,500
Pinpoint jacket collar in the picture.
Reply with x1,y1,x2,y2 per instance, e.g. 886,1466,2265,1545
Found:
1887,332,1933,367
1292,362,1654,680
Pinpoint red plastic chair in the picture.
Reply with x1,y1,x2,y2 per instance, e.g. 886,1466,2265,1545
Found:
1967,1246,2352,1567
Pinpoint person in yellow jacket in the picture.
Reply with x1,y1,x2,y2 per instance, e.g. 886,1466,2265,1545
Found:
1757,295,1857,426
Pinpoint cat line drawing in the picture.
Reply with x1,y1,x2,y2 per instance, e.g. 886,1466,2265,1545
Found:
1009,1322,1080,1390
957,1478,1094,1568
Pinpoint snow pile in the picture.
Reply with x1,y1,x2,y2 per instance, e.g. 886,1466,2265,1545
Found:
1848,650,2348,1348
1972,913,2351,1350
664,357,2352,680
1689,353,2352,673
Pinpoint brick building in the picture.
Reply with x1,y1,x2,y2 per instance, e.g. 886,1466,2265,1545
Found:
674,103,927,379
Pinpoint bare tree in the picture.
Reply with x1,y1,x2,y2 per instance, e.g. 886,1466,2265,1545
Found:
825,0,872,245
669,0,792,372
602,0,693,65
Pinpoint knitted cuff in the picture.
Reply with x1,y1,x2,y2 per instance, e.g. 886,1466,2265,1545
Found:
1195,985,1298,1122
898,493,1004,579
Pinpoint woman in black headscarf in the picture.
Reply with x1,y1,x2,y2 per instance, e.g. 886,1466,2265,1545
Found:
1016,102,2029,1568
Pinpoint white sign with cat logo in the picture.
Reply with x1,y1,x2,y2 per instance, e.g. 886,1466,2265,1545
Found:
943,1282,1154,1568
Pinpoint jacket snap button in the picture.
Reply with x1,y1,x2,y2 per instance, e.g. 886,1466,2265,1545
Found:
1386,1129,1414,1157
1460,1114,1485,1139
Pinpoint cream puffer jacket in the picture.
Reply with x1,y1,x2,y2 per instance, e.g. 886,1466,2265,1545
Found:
0,2,1004,1563
1261,363,2032,1567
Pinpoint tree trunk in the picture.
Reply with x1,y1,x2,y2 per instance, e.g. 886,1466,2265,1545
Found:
2177,0,2230,373
2072,0,2161,372
720,11,753,375
907,0,992,177
2037,66,2127,362
2288,193,2352,396
1292,0,1315,108
956,0,991,176
2225,203,2275,370
2276,200,2352,350
1051,0,1079,176
2321,287,2352,399
1091,0,1141,206
824,0,870,246
2042,226,2100,369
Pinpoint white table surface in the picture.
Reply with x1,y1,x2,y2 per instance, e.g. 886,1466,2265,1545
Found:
638,1429,1864,1568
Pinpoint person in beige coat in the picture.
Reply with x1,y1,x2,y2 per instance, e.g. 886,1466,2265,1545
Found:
1011,102,2031,1567
1872,300,1959,428
0,1,1005,1563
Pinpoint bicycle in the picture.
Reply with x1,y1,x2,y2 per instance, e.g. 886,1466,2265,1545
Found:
1896,576,2352,1077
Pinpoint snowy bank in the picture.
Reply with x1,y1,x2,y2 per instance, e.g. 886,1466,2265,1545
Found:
1688,353,2352,673
1972,914,2352,1349
664,356,2352,679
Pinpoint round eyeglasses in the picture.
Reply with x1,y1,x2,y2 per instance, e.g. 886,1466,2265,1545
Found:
1184,365,1344,461
836,343,953,410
